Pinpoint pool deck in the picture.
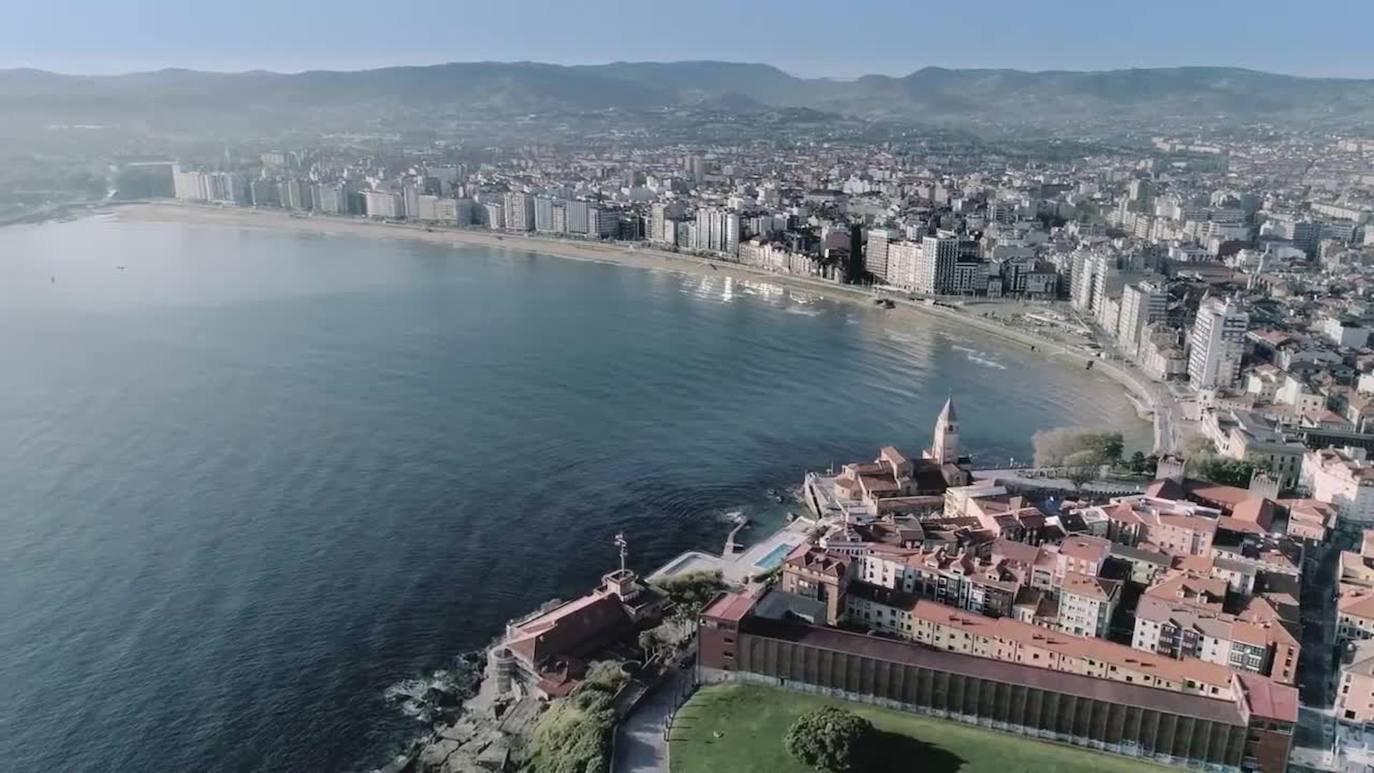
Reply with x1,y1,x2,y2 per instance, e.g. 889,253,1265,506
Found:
649,518,815,587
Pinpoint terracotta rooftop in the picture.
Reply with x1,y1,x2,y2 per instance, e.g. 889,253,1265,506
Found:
783,544,850,578
739,616,1250,725
1236,672,1299,723
1060,571,1119,602
908,599,1237,692
702,589,761,623
1059,534,1112,564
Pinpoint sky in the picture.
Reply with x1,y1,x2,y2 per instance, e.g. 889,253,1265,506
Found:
5,0,1374,78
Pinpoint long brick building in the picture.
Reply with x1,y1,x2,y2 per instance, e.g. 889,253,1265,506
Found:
698,589,1296,773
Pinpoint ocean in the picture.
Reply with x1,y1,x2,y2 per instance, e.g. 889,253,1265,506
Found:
0,217,1148,771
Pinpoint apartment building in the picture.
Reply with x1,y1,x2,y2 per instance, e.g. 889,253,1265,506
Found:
1302,446,1374,525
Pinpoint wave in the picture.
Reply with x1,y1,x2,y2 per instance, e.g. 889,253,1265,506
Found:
966,354,1008,370
949,343,1007,369
784,307,822,317
383,653,483,725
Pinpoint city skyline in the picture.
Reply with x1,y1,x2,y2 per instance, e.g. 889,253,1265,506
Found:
5,0,1374,79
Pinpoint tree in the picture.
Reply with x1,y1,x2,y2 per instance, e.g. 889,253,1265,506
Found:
638,629,663,662
1032,427,1124,468
1185,434,1217,460
651,571,725,618
783,706,874,773
525,663,626,773
1198,457,1258,487
1065,465,1097,493
1127,450,1148,474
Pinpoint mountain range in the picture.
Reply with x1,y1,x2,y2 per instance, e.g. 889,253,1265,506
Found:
4,60,1373,132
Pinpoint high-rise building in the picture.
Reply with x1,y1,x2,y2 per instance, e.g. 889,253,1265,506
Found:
1117,281,1167,356
565,200,590,234
280,178,313,211
687,154,706,183
483,202,505,229
534,196,556,232
314,183,346,214
1188,297,1249,389
551,203,567,234
402,181,421,220
504,192,534,231
650,202,685,243
172,167,210,202
694,207,739,255
1292,220,1322,258
1129,178,1155,212
363,190,401,219
887,240,919,289
1089,255,1123,317
915,234,958,294
250,177,279,208
865,229,894,282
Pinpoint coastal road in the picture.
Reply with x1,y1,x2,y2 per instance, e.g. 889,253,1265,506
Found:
612,670,691,773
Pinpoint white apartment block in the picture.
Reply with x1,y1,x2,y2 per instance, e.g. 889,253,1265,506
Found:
1303,447,1374,525
1117,281,1167,356
1189,297,1248,389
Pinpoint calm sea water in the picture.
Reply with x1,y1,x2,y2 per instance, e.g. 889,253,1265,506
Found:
0,217,1147,772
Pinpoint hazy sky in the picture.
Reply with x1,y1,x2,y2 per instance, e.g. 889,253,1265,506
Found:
6,0,1374,78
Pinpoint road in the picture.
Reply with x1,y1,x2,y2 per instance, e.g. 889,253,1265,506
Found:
1299,533,1343,708
1292,531,1347,762
612,670,692,773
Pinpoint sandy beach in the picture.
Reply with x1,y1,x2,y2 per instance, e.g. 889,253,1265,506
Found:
114,202,889,305
112,202,1170,448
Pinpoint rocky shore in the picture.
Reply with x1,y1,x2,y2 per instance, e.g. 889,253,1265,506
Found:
381,656,543,773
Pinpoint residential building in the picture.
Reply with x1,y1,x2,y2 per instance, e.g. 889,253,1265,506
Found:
1117,281,1167,356
915,233,958,295
699,591,1296,773
504,192,534,231
1189,297,1249,390
1338,639,1374,723
1302,446,1374,525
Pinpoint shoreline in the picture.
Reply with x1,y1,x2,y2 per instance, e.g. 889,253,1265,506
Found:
107,202,1166,449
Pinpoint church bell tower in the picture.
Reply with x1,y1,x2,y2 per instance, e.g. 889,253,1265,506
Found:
932,397,959,464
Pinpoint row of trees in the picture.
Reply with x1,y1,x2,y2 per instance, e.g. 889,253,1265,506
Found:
1031,427,1124,469
1034,425,1276,489
1031,427,1125,490
1184,435,1263,487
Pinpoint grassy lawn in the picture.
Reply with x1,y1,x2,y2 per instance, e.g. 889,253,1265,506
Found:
669,683,1165,773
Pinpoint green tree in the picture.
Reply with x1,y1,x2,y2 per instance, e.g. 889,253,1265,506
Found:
1065,465,1097,493
1127,450,1148,473
651,571,725,618
1199,457,1258,487
1185,434,1217,460
1032,427,1125,467
783,706,874,773
638,629,662,661
525,663,626,773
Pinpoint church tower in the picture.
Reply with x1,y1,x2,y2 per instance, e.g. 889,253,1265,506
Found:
932,397,959,464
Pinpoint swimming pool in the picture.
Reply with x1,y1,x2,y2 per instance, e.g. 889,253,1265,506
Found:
754,541,798,570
